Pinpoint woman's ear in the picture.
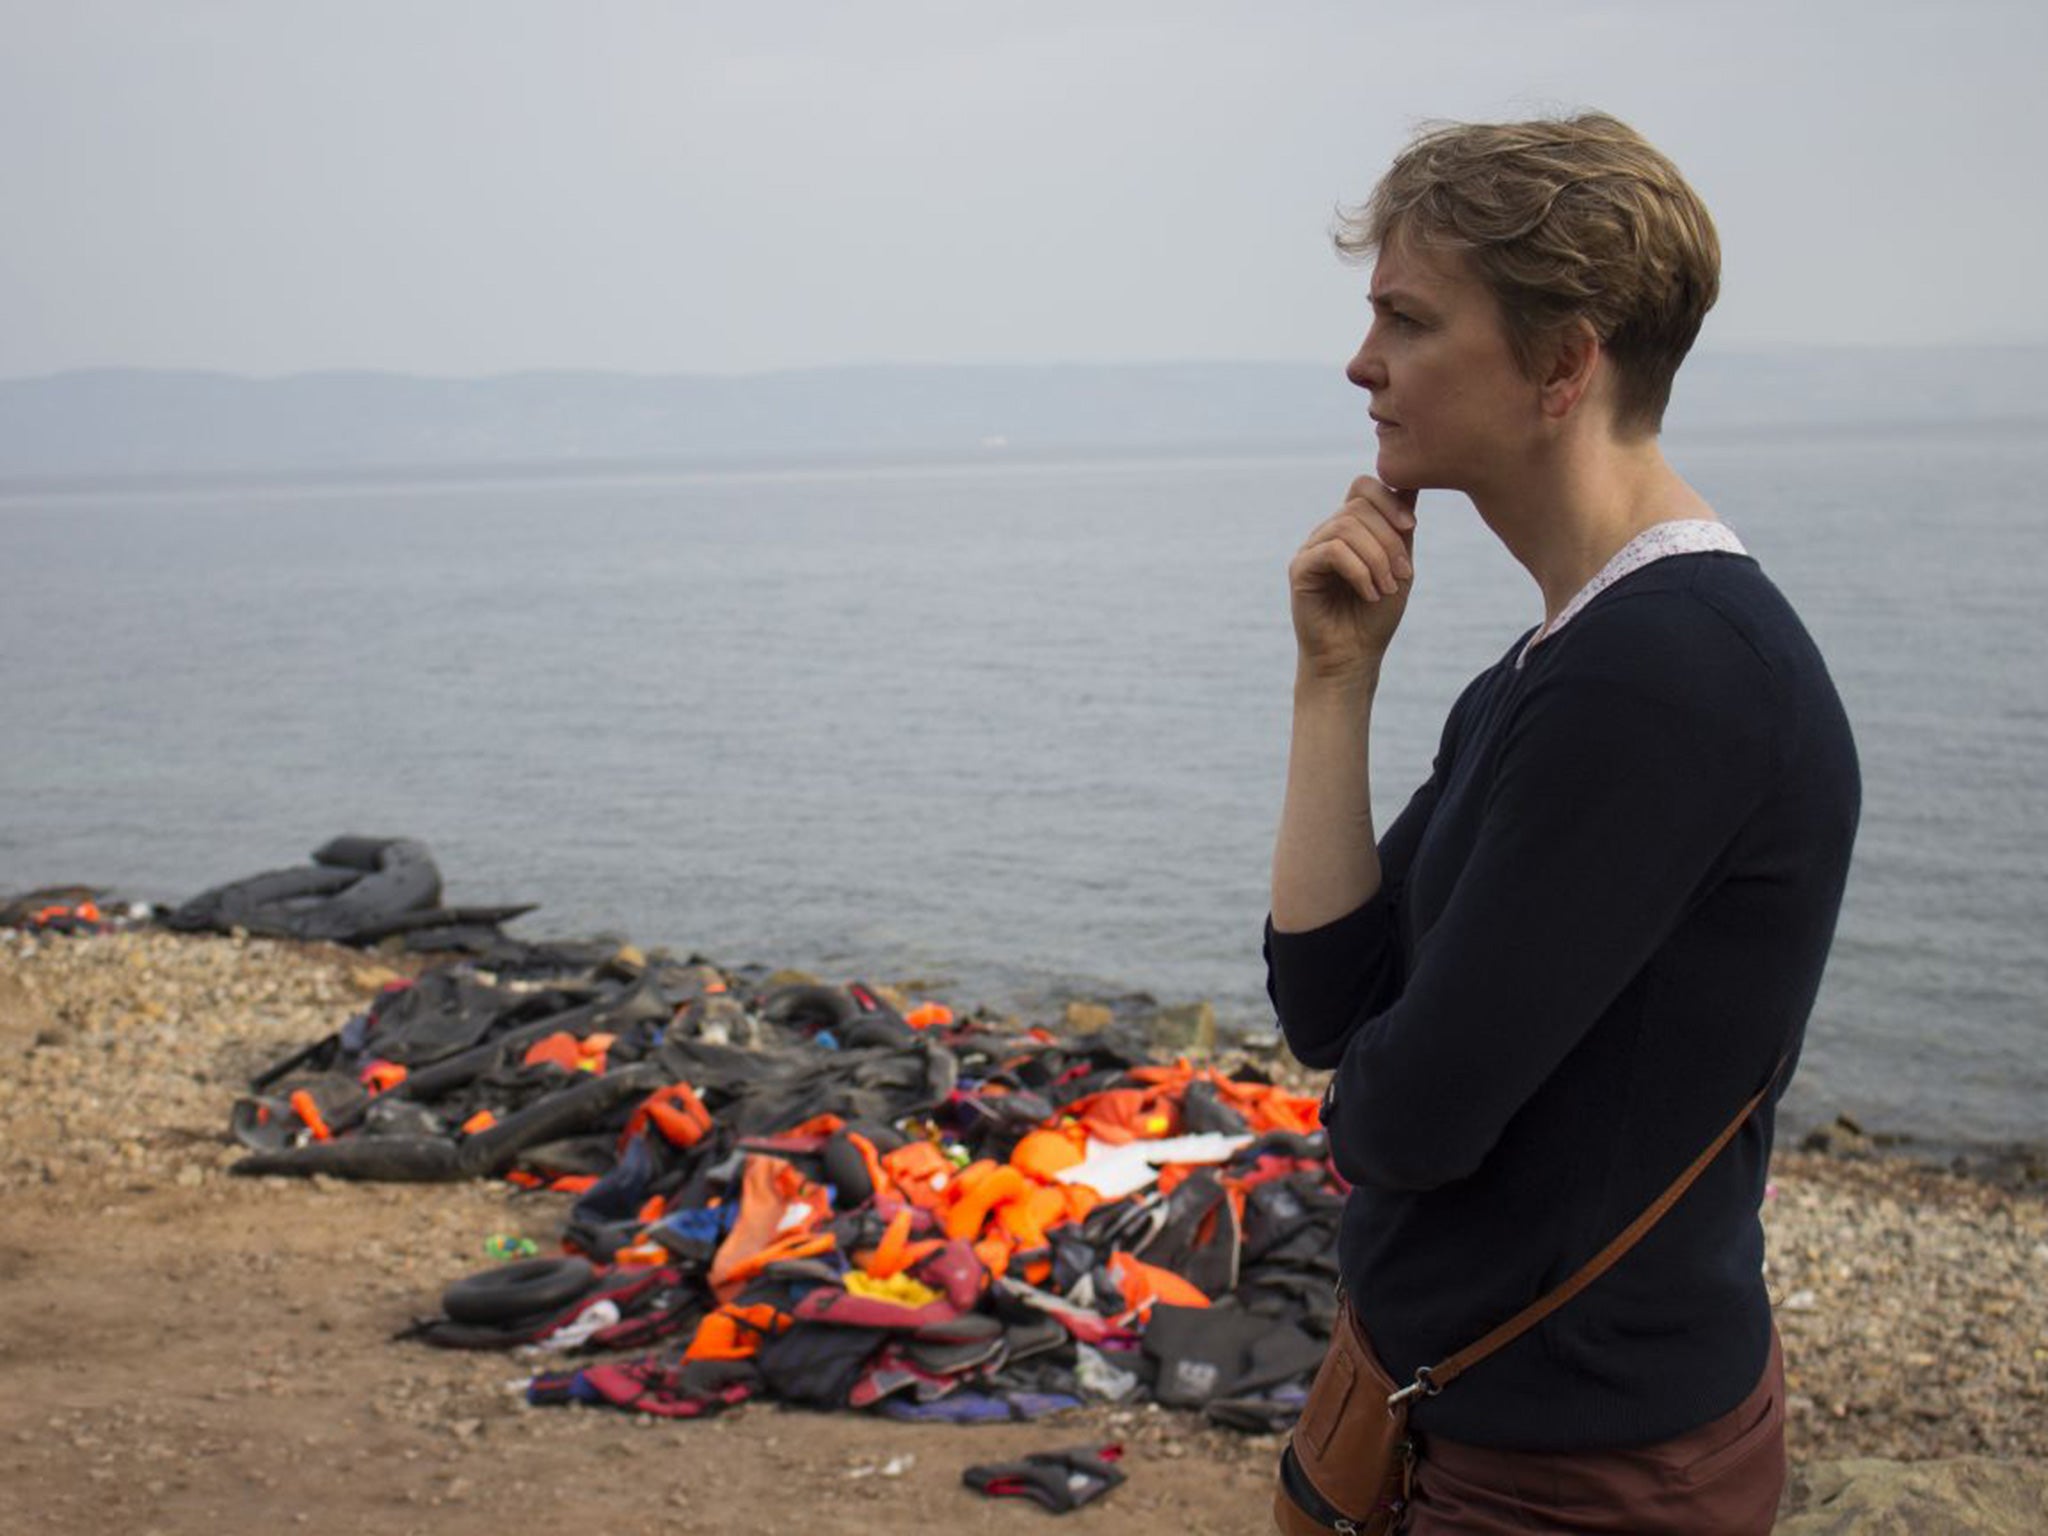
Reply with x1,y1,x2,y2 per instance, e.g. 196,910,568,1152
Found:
1538,318,1603,421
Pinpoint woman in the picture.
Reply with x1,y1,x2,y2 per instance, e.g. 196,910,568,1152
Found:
1267,115,1859,1533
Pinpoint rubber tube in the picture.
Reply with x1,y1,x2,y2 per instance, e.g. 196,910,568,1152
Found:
442,1257,596,1324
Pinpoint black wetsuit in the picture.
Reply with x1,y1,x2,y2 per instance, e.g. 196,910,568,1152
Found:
1266,550,1860,1450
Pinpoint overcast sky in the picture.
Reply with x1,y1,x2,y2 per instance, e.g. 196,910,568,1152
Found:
3,0,2041,379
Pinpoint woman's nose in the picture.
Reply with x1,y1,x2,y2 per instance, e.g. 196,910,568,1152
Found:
1346,335,1383,392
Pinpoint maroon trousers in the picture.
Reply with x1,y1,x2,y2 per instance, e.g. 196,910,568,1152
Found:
1402,1331,1786,1534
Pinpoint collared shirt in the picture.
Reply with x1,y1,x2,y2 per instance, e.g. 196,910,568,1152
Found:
1518,519,1749,669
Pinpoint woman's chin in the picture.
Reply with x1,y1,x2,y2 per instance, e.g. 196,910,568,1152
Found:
1375,446,1446,496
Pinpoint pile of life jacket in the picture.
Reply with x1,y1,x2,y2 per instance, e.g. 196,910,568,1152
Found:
12,857,1349,1432
226,947,1347,1430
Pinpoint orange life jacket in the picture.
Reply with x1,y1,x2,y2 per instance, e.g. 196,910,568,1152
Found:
620,1081,713,1151
706,1155,833,1302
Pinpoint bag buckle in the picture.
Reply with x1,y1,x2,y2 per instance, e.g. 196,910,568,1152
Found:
1385,1365,1441,1412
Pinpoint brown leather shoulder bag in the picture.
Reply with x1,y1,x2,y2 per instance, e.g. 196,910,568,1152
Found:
1273,1065,1782,1535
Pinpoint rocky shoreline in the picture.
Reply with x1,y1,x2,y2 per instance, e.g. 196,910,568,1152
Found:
3,925,2045,1532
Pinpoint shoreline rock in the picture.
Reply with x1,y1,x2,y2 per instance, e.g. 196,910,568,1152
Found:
1800,1111,2048,1195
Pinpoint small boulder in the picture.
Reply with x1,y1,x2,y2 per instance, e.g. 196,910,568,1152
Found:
1800,1115,1872,1158
1143,1000,1216,1059
349,964,404,995
1063,1001,1114,1034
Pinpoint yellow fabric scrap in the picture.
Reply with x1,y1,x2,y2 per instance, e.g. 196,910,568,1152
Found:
844,1271,942,1308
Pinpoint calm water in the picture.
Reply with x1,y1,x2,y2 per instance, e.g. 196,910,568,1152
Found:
4,423,2044,1148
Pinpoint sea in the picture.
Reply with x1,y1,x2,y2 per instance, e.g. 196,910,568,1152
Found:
4,419,2044,1151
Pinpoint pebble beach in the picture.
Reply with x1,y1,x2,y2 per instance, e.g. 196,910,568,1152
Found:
5,925,2043,1462
2,924,2044,1536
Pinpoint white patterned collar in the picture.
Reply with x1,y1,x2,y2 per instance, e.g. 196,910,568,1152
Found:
1517,519,1748,669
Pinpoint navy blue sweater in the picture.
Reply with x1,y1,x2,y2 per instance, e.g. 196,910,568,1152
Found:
1266,551,1859,1450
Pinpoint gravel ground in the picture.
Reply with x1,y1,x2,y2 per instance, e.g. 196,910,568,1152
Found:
1,926,2043,1534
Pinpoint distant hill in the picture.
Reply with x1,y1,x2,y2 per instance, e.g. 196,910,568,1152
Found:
2,349,2043,483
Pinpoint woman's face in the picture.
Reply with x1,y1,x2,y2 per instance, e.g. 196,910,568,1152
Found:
1345,235,1543,496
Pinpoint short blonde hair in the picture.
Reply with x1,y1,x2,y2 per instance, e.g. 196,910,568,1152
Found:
1338,113,1719,434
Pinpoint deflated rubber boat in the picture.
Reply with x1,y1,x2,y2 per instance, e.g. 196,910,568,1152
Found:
162,835,534,945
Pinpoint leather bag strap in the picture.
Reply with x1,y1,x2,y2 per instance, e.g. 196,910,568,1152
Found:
1396,1053,1790,1404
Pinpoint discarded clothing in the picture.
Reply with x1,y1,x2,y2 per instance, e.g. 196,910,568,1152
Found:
963,1444,1127,1513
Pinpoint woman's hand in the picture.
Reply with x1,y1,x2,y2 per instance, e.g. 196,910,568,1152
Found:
1271,476,1415,931
1289,476,1418,686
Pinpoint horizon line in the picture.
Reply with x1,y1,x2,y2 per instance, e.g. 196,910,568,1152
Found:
7,340,2048,389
